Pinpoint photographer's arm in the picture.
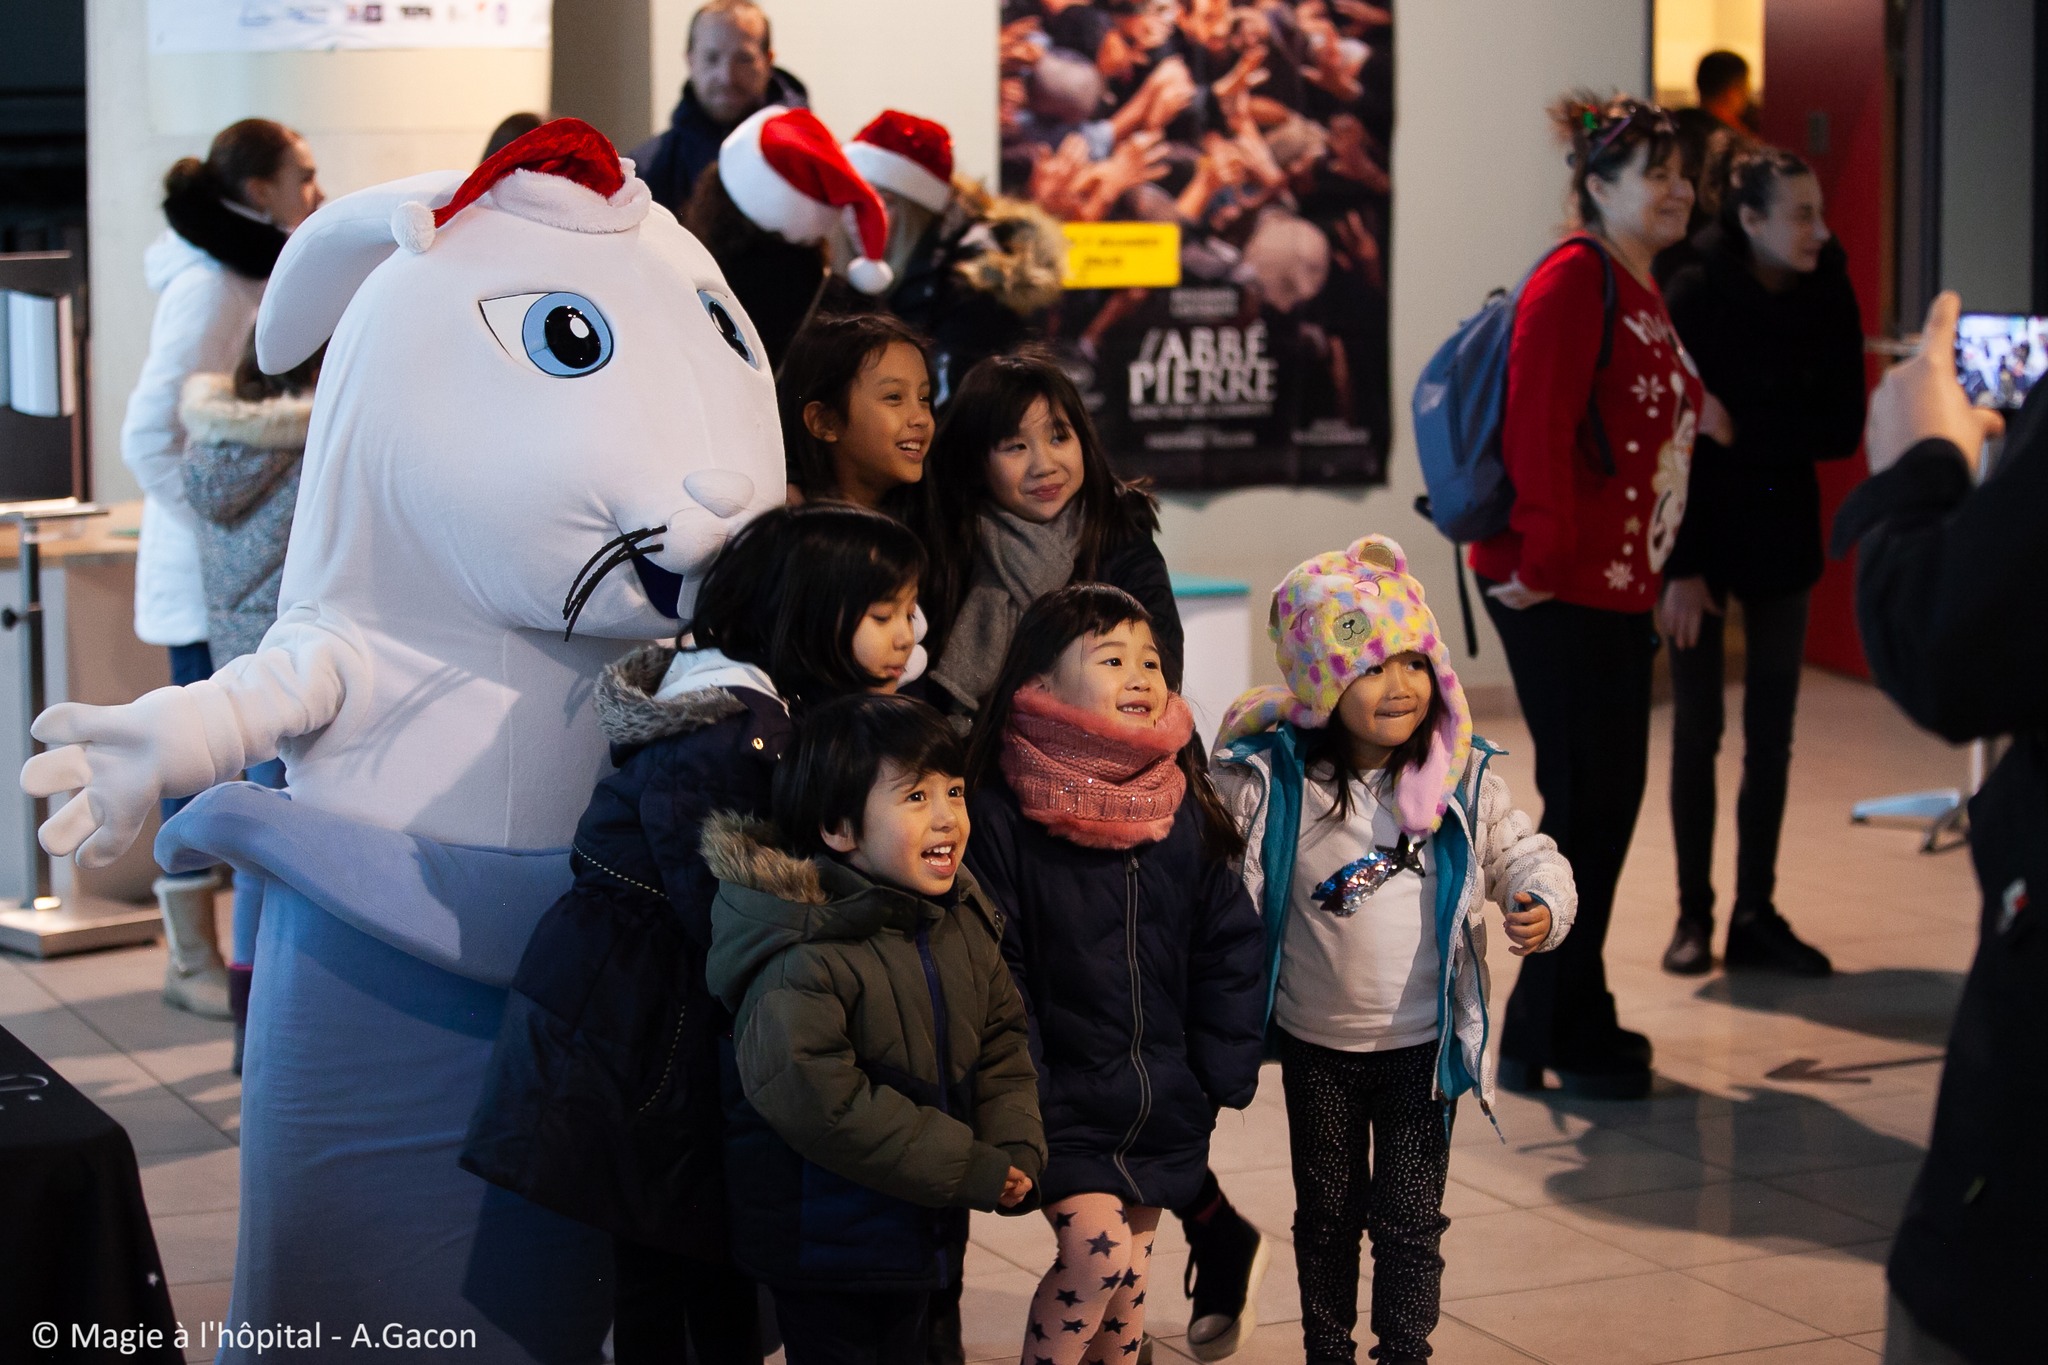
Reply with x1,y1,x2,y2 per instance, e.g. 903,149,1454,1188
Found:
1832,296,2042,742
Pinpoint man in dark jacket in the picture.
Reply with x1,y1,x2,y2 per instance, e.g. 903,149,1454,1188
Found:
1830,292,2044,1365
629,0,808,215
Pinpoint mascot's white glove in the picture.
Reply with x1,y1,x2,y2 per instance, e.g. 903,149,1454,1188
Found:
20,606,362,867
23,685,244,867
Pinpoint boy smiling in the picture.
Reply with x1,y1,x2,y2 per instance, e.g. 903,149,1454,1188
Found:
703,694,1045,1365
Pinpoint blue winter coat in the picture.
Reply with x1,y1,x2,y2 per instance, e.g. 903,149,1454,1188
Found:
463,645,790,1259
965,777,1266,1210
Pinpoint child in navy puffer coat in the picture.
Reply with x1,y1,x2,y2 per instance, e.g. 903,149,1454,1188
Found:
463,503,926,1365
963,584,1265,1365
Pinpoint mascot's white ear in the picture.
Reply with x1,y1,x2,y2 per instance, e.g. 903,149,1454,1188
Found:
256,169,466,373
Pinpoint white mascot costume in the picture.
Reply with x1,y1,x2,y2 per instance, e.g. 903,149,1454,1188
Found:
24,120,783,1360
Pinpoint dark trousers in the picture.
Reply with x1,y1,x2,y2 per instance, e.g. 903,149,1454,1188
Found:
1279,1033,1451,1363
924,1236,967,1362
1668,589,1810,927
612,1239,760,1365
774,1287,928,1365
1481,589,1657,1066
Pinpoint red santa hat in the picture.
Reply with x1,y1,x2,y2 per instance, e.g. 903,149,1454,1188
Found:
391,116,649,253
844,111,955,216
717,106,895,295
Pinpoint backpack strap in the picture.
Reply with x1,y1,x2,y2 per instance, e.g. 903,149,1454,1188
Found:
1557,235,1620,478
1413,493,1482,657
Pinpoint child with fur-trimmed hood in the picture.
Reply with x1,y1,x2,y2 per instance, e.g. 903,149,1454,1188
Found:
704,694,1044,1364
1212,535,1577,1365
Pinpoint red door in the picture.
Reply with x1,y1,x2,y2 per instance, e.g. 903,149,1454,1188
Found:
1760,0,1890,676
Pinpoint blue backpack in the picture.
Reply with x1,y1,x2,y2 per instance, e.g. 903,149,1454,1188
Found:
1410,236,1619,652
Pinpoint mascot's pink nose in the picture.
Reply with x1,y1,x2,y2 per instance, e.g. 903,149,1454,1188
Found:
682,470,756,520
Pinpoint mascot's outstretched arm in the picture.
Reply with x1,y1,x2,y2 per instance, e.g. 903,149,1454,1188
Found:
22,604,367,867
23,170,463,871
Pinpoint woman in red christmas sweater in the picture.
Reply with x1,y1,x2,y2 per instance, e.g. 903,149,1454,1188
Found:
1472,94,1701,1099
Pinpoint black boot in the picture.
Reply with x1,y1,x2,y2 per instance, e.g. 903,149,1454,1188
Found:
1182,1198,1269,1360
1724,909,1831,977
1661,919,1713,975
1502,1023,1653,1098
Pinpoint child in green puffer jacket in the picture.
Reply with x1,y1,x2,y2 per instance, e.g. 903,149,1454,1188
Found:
703,692,1045,1365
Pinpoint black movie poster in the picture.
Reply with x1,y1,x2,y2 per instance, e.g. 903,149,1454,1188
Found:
1000,0,1392,489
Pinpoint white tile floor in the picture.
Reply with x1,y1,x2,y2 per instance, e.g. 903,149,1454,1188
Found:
0,670,1981,1364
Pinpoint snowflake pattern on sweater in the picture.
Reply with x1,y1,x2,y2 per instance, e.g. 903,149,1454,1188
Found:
1472,245,1700,612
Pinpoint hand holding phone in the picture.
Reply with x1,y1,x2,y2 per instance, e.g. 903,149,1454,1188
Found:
1867,294,2006,476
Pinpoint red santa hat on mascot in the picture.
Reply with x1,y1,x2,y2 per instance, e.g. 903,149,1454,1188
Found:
843,111,956,216
717,105,895,295
390,116,650,252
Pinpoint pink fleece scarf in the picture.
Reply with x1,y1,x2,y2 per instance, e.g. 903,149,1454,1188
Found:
999,683,1196,849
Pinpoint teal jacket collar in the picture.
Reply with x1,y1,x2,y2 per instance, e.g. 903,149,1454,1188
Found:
1220,724,1504,1107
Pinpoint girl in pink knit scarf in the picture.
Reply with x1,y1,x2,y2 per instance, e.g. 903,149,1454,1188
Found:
963,585,1265,1365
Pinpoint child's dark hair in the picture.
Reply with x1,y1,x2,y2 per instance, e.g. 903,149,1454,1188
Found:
1716,145,1814,255
1550,91,1680,230
233,331,323,403
916,347,1159,659
779,313,934,508
774,693,966,857
1301,663,1448,825
965,584,1244,861
689,504,925,707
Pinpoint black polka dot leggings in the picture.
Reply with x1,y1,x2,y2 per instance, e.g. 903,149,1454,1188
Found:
1021,1194,1160,1365
1278,1031,1453,1364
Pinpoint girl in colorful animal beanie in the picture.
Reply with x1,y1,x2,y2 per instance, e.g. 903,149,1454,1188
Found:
962,583,1266,1365
1212,535,1578,1365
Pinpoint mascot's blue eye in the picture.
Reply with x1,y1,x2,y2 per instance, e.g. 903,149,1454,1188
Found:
505,291,613,377
700,291,758,369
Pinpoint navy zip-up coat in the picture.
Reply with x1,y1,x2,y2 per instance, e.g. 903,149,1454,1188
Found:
463,646,789,1260
965,776,1266,1210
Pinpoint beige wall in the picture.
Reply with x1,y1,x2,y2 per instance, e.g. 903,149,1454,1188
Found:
697,0,1646,695
86,0,549,504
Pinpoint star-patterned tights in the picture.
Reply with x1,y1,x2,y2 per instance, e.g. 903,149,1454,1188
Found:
1021,1194,1160,1365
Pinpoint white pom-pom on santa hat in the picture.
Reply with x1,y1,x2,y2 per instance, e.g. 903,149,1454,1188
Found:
392,200,438,254
844,111,955,217
719,105,895,295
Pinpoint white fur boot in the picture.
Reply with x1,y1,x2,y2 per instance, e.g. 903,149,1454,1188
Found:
156,871,230,1019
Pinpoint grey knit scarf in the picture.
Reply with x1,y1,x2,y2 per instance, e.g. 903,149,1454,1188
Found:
931,503,1081,712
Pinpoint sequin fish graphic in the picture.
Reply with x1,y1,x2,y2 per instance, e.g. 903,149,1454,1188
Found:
1311,837,1425,916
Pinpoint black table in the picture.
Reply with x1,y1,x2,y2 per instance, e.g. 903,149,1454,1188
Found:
0,1023,181,1363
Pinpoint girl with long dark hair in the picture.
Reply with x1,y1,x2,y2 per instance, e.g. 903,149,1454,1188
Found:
466,504,926,1365
779,312,935,513
1656,146,1866,977
918,348,1182,714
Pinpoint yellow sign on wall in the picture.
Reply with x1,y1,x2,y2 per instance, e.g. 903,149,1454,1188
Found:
1061,222,1182,290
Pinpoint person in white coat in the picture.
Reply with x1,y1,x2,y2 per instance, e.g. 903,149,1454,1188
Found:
121,117,321,1018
